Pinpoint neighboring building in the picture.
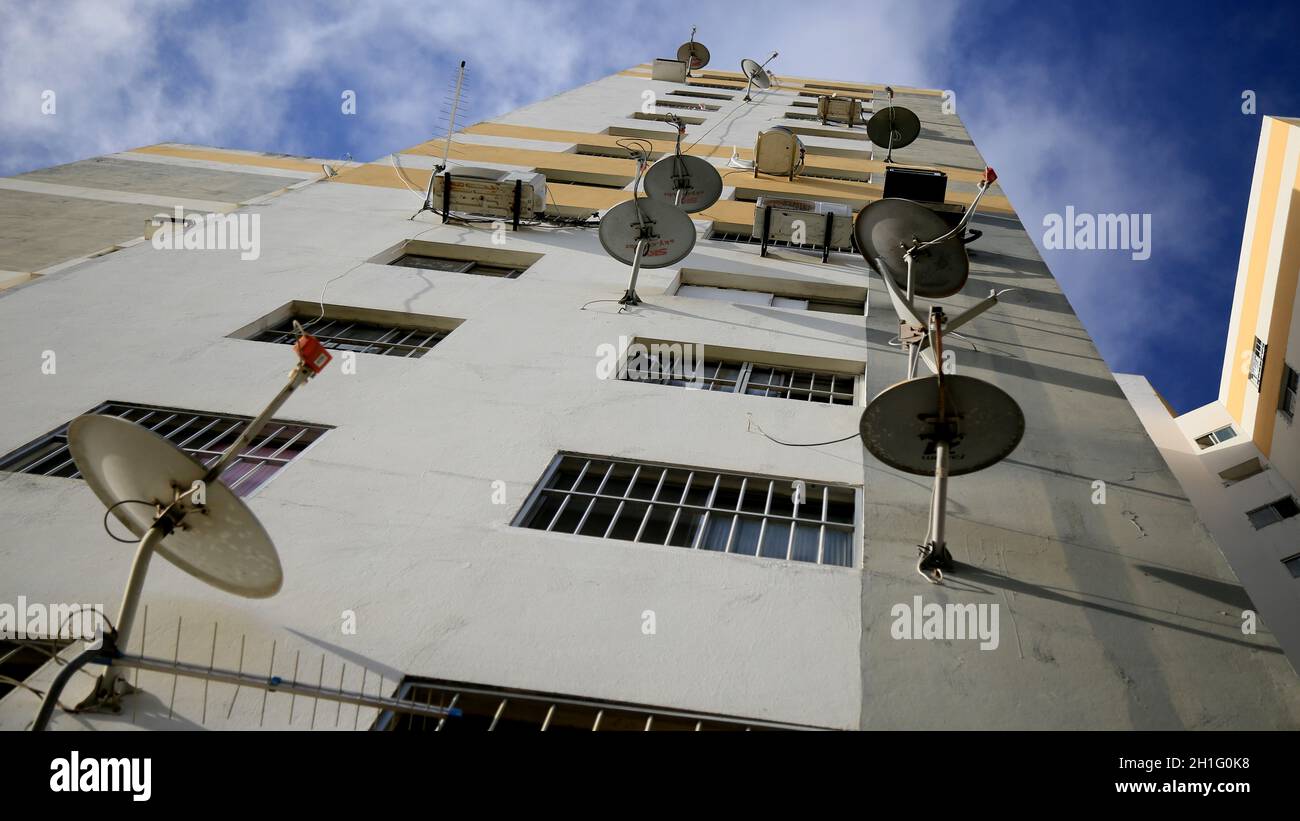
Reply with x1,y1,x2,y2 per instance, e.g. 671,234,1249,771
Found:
1121,115,1300,672
1,60,1297,731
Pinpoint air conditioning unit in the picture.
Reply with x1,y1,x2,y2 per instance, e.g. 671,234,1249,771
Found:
652,59,688,83
751,196,854,262
431,167,547,226
754,126,805,181
817,95,863,127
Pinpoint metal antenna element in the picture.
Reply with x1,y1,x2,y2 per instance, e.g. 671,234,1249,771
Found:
413,60,468,221
741,52,778,102
31,329,333,729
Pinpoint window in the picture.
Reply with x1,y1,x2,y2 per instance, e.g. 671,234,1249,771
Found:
687,80,742,91
1218,457,1266,486
0,402,330,496
631,112,705,126
652,99,721,112
1284,554,1300,579
1280,364,1298,419
1194,425,1236,449
666,89,734,101
373,676,804,731
1246,496,1300,529
1249,337,1267,388
625,346,858,406
235,302,458,359
370,238,542,280
676,284,863,315
709,227,855,255
514,454,858,567
0,638,74,700
391,254,525,278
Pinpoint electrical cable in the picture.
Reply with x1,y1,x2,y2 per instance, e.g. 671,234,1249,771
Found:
102,499,155,544
746,414,859,448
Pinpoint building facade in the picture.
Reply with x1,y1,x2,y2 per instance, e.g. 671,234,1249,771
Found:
1,61,1297,730
1122,114,1300,674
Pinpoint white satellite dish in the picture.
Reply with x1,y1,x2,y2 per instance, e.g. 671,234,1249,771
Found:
69,415,282,598
30,336,330,725
598,197,697,305
740,52,778,101
642,154,722,213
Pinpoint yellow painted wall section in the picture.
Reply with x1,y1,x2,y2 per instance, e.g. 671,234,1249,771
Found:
1227,123,1291,424
131,145,325,174
1254,143,1300,457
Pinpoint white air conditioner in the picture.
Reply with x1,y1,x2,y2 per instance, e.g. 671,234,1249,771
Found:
752,197,854,252
817,95,863,127
754,126,805,181
431,167,547,220
652,59,688,83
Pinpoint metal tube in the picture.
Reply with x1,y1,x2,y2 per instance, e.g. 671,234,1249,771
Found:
202,365,310,484
930,441,949,549
98,524,166,694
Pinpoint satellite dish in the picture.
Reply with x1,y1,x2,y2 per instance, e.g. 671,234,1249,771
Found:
859,374,1024,477
740,58,771,90
599,198,696,268
69,415,282,597
867,105,920,163
598,197,697,306
740,52,778,101
643,154,722,213
676,40,710,71
854,197,969,298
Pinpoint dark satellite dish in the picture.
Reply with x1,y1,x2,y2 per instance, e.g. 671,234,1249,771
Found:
867,105,921,163
643,154,722,213
677,36,710,72
859,374,1024,477
854,198,970,298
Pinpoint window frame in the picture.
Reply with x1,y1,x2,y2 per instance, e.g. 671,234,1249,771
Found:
1249,336,1267,389
1280,363,1298,420
1245,496,1300,530
511,452,862,569
0,401,331,497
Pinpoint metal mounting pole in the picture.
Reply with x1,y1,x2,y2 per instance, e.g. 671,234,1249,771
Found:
619,239,646,306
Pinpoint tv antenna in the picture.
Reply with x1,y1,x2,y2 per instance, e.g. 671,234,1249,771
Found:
642,115,722,213
855,167,1002,378
860,336,1024,583
413,60,468,221
740,52,778,102
597,141,697,306
854,166,1021,582
676,27,710,77
867,87,920,164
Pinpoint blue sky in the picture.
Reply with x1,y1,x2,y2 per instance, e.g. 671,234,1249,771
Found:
2,0,1298,412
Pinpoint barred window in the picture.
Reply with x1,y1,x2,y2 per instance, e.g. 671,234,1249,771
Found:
1280,364,1297,419
390,253,525,278
709,227,856,255
374,676,807,731
624,347,857,406
1249,337,1267,388
0,402,329,497
250,313,450,359
514,454,858,567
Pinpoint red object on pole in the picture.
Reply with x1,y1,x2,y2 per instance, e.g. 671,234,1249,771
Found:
294,333,332,374
983,166,998,185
